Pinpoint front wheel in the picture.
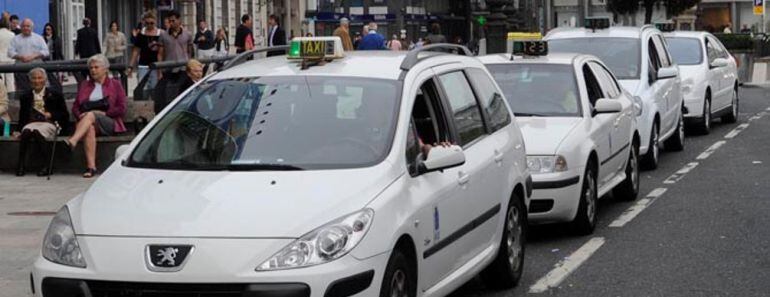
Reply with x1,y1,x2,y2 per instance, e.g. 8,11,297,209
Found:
613,142,640,201
693,98,711,135
664,112,685,152
572,166,597,235
481,194,526,289
379,250,415,297
722,88,739,123
641,122,659,170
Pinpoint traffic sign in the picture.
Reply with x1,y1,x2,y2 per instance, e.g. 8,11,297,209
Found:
755,0,764,15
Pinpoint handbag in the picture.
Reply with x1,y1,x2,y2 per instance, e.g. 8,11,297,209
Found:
80,96,110,112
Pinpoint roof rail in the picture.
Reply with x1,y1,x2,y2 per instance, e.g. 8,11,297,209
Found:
400,43,473,71
221,45,290,70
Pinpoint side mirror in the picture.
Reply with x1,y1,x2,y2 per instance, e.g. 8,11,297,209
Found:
657,66,679,80
593,99,622,116
710,58,729,69
115,144,130,161
418,145,465,174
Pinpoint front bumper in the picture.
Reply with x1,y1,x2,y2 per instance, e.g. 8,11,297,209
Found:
527,171,584,224
31,236,389,297
683,95,705,119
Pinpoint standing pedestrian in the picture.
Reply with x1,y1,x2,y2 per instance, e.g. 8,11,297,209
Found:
387,34,402,51
357,22,386,50
9,15,20,35
8,18,48,95
353,32,362,49
214,27,229,57
194,20,215,60
75,18,101,59
0,19,15,91
43,23,63,61
235,14,254,54
425,23,446,45
127,12,162,91
103,21,127,78
333,17,354,51
266,14,286,56
157,10,193,79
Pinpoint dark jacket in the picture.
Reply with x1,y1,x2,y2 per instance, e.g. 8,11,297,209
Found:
75,27,102,58
234,24,253,53
18,88,70,134
194,29,215,51
266,26,286,57
44,36,64,61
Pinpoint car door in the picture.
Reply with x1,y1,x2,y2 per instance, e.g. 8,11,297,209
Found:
589,61,633,176
651,34,677,134
712,36,735,110
705,36,729,111
581,63,615,188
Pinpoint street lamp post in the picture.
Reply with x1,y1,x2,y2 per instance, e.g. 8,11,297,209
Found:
486,0,512,54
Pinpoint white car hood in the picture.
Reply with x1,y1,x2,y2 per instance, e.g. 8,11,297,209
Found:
618,79,641,95
71,164,400,238
516,117,582,155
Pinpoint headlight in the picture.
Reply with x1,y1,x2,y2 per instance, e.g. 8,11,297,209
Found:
632,96,644,116
42,206,86,268
257,208,374,271
527,155,568,174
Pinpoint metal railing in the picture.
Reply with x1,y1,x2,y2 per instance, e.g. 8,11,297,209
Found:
0,57,128,99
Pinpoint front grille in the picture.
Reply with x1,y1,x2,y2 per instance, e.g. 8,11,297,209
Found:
86,280,245,297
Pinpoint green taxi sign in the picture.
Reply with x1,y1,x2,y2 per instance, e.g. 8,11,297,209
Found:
288,37,345,60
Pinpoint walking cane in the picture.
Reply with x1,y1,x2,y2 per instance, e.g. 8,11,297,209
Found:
47,122,61,180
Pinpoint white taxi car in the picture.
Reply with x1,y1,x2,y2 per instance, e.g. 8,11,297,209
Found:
32,38,532,297
664,31,739,134
481,46,640,234
546,19,685,170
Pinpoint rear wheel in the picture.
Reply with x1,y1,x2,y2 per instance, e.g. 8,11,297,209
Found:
572,166,597,235
722,88,739,123
380,250,416,297
481,193,526,289
641,122,659,170
664,111,685,152
613,142,640,201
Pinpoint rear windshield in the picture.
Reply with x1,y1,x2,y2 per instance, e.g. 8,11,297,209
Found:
665,37,703,65
549,37,641,79
486,64,581,117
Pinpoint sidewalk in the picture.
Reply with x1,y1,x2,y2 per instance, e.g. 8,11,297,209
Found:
0,173,94,297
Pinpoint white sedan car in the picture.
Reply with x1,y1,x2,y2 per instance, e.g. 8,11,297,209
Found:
481,52,640,234
665,31,739,134
32,39,532,297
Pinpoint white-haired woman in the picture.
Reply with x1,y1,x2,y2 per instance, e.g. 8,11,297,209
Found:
15,67,69,176
66,54,127,178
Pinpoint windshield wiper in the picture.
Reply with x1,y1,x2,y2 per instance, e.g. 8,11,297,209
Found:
514,112,546,117
226,163,305,171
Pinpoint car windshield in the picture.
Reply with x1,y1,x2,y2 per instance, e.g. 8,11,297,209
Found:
486,64,581,117
548,37,641,79
129,76,401,170
665,37,703,65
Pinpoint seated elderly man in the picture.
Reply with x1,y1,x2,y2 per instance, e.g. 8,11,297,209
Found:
15,68,69,176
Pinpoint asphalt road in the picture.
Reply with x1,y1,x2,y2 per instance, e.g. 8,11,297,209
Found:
450,86,770,296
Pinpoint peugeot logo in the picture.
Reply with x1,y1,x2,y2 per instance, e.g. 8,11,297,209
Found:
145,245,194,272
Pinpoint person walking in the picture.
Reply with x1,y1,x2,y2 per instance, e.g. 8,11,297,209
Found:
127,12,162,91
15,68,69,176
333,17,354,51
194,20,215,60
0,19,15,91
103,21,127,78
75,18,101,59
42,23,63,61
266,14,286,56
8,18,48,96
235,14,254,54
357,22,386,50
157,10,193,79
387,34,402,51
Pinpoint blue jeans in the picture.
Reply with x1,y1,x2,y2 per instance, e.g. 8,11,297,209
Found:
137,65,158,91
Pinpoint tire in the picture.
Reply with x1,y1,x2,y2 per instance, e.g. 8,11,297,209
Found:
481,193,526,289
379,249,416,297
613,142,640,201
722,88,739,123
664,111,685,152
694,98,711,135
641,122,659,170
572,166,597,235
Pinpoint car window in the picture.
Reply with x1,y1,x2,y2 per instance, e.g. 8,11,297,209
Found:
583,64,604,107
548,37,641,79
648,38,662,72
407,79,453,176
486,63,581,117
653,35,672,67
706,38,719,64
129,76,401,170
466,68,511,132
709,36,730,59
438,71,487,146
588,62,620,98
665,37,703,65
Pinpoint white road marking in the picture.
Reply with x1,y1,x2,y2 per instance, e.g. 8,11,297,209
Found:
724,123,749,139
663,162,699,184
609,188,668,227
529,237,606,293
696,140,726,160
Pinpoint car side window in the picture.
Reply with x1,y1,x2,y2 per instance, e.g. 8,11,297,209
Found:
582,64,605,107
706,38,719,64
466,68,511,133
653,35,672,68
438,71,487,147
407,79,452,176
647,38,662,72
588,62,620,99
709,36,729,59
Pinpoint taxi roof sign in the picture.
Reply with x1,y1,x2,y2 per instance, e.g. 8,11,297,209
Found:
655,22,676,32
507,32,543,41
288,37,345,60
585,17,610,32
512,40,548,58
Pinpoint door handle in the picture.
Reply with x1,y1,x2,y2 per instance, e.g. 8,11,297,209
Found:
458,171,470,186
494,149,504,163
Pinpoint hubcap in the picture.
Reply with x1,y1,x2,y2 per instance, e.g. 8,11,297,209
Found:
678,115,684,141
651,126,659,162
506,206,522,270
705,101,710,130
585,174,596,224
732,91,738,116
390,270,407,297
